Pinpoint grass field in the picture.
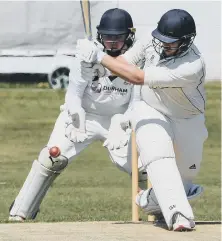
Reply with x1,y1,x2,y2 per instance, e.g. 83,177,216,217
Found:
0,82,221,223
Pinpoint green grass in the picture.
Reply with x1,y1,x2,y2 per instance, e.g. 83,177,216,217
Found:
0,81,220,222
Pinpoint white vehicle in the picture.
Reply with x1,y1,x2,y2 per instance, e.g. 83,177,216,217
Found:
0,49,76,89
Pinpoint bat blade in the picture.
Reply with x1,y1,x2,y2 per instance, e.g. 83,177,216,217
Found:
80,0,92,41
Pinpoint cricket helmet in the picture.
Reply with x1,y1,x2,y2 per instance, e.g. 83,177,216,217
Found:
97,8,136,56
152,9,196,56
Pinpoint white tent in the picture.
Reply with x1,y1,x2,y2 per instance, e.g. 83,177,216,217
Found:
0,1,220,86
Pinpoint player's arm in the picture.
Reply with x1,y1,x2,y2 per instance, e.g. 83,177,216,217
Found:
101,53,204,88
77,37,203,88
65,60,88,115
101,55,144,85
65,59,89,143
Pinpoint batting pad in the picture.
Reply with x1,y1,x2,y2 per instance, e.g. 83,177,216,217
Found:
146,157,194,229
10,160,59,219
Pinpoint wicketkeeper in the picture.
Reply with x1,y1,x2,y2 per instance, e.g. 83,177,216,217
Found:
9,8,146,221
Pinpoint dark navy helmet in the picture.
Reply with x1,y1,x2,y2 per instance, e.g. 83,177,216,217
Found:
152,9,196,56
97,8,136,56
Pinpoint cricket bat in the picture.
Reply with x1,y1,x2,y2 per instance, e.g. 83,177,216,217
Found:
131,130,155,223
80,0,98,81
80,0,93,41
131,130,139,222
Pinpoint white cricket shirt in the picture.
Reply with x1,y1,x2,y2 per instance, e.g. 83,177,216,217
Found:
123,35,206,119
65,58,133,116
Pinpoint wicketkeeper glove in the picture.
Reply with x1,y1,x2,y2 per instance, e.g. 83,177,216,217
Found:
65,107,88,143
103,114,132,151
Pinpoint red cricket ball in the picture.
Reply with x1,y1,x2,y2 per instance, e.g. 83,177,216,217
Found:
49,146,61,158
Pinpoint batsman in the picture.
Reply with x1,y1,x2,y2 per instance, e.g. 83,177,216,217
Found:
76,9,208,231
9,8,146,221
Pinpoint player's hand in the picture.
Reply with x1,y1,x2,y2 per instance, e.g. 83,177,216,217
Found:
103,114,132,150
65,108,88,143
80,62,108,81
75,39,106,63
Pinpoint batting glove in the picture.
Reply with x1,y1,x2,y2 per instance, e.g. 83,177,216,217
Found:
65,107,88,143
75,39,106,63
80,61,111,81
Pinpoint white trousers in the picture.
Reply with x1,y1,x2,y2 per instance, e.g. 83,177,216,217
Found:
130,101,208,190
47,109,136,175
